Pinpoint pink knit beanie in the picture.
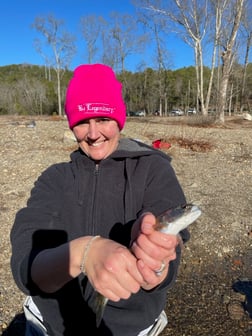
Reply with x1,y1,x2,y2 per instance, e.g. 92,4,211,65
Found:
65,64,126,130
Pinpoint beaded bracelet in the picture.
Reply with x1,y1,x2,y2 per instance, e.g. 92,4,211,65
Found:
80,235,100,274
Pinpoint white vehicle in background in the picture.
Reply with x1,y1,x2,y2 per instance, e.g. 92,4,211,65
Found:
127,110,145,117
187,108,197,115
170,109,184,116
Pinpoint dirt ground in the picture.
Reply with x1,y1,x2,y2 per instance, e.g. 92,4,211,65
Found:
0,115,252,336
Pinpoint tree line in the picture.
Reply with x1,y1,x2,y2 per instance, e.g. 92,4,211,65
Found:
0,0,251,121
0,62,251,118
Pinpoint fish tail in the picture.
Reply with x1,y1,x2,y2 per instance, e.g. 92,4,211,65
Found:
94,292,108,327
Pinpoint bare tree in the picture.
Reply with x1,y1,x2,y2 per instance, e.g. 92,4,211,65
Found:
106,12,148,73
32,14,76,116
33,39,52,81
205,0,228,116
136,7,172,115
0,76,48,116
15,77,47,115
0,82,16,115
134,0,210,115
215,0,245,122
239,0,252,112
100,21,118,68
80,15,104,64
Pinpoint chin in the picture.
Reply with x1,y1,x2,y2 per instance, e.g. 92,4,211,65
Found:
89,152,107,161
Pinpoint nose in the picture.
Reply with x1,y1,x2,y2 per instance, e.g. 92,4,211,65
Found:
87,119,100,139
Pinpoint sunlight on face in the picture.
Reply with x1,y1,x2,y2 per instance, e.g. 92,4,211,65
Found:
72,118,121,161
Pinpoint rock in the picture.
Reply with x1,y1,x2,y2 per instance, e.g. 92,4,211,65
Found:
227,301,245,320
243,113,252,121
63,130,76,143
26,120,36,128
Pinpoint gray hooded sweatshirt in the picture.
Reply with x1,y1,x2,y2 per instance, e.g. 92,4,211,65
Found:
11,138,189,336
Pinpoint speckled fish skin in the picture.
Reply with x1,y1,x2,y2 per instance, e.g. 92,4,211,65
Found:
154,203,201,234
94,203,201,327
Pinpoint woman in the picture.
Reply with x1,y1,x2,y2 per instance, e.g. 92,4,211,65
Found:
10,63,189,335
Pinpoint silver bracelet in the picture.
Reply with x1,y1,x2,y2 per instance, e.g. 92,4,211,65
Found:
80,235,100,274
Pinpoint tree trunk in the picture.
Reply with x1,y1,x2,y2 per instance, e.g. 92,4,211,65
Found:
216,0,245,123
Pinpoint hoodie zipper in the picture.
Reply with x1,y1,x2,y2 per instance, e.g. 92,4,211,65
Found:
90,163,99,234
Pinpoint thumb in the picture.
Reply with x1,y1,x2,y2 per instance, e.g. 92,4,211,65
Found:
140,213,156,235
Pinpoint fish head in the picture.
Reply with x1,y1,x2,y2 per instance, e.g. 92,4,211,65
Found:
155,204,201,234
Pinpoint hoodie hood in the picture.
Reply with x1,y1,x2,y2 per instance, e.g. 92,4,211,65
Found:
70,138,171,162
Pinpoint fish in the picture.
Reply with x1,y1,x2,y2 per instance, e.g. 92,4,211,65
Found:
94,203,202,327
154,203,202,234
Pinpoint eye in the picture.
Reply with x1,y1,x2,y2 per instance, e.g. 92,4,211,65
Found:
96,118,111,123
77,119,89,125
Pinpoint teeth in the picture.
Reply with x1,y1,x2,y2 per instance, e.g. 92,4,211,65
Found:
92,142,103,147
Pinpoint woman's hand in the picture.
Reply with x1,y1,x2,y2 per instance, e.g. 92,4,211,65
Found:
31,236,144,300
130,213,180,289
83,237,144,301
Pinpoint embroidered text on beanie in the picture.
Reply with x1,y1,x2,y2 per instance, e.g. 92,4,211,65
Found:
65,64,126,130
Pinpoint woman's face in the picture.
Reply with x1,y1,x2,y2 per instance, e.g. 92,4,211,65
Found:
72,117,121,161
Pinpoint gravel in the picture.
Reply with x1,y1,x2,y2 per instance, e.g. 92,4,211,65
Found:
1,115,252,336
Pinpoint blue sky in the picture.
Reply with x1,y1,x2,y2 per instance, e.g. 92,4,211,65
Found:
0,0,194,72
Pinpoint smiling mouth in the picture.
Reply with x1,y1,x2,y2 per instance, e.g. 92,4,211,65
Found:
90,141,105,147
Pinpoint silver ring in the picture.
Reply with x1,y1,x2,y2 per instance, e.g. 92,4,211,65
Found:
154,260,166,276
